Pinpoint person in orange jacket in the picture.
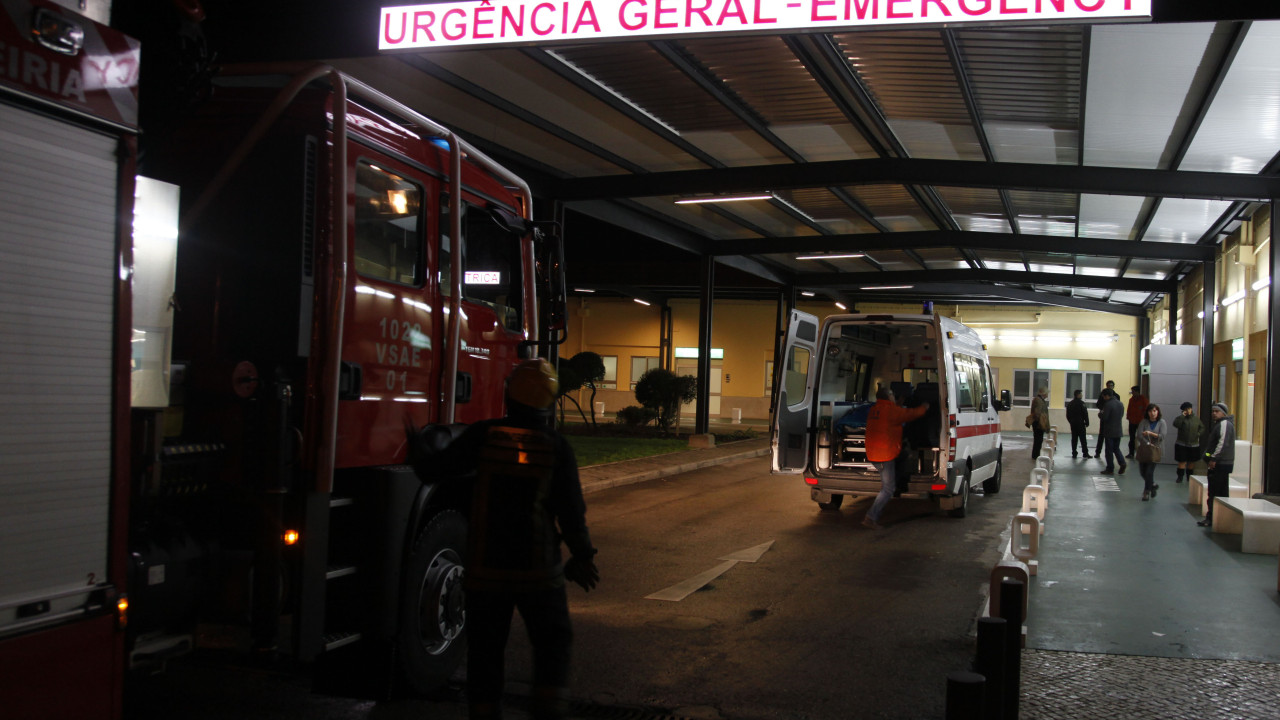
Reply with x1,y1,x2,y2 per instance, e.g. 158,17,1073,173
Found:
1126,385,1149,458
862,386,930,529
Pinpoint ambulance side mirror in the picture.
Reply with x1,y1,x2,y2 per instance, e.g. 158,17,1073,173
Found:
997,389,1012,412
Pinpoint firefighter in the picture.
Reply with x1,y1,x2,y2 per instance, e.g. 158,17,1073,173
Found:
412,358,599,720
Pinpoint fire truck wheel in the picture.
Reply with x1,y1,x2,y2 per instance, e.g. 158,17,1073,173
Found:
947,471,970,518
817,495,844,511
983,456,1003,494
399,509,468,694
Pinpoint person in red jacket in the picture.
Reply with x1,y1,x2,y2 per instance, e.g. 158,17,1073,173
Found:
1126,385,1149,458
862,386,930,529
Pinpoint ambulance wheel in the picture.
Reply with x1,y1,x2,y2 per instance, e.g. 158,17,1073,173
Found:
399,509,468,694
817,495,844,511
947,473,970,518
983,457,1003,494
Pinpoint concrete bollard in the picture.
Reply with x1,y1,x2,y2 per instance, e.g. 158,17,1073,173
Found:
1022,483,1048,518
945,671,986,720
1030,467,1050,495
975,617,1008,720
1036,454,1053,473
1012,512,1041,575
998,578,1025,720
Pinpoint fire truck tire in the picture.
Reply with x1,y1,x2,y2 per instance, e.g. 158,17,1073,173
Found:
817,495,844,511
983,456,1003,494
947,471,970,518
398,509,468,694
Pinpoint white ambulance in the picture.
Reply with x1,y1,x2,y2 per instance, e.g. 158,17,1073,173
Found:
771,312,1010,517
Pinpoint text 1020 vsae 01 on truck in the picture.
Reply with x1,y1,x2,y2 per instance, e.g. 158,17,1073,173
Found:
0,1,569,715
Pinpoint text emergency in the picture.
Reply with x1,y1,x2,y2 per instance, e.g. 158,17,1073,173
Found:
379,0,1150,50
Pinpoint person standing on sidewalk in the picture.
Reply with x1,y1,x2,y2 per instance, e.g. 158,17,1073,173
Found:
1029,385,1050,460
1066,389,1091,459
1098,388,1127,475
1126,385,1149,459
1197,402,1236,528
1093,379,1116,459
863,386,929,529
1135,403,1166,501
1172,401,1204,484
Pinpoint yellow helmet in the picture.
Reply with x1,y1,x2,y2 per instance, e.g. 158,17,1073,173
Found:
506,358,559,410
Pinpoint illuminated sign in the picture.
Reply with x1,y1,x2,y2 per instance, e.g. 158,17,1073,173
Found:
465,270,502,285
380,0,1151,51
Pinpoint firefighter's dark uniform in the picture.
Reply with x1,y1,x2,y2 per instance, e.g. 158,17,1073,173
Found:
424,360,597,720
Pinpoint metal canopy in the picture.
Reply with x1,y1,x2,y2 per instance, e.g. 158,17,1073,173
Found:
219,2,1280,311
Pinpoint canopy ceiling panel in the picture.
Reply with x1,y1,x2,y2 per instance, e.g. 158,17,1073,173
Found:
934,186,1010,233
834,30,985,161
1179,21,1280,174
1007,190,1079,236
1083,23,1215,170
426,49,710,174
1078,194,1146,240
846,184,936,232
1146,198,1237,243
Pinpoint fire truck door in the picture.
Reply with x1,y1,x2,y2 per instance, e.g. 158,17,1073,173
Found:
336,157,439,468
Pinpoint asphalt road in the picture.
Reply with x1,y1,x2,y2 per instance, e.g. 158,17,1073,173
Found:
128,441,1038,720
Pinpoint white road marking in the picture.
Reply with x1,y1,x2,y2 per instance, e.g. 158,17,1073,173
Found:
1091,476,1121,492
646,541,775,602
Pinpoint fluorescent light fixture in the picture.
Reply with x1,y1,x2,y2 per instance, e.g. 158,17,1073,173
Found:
1221,290,1246,307
835,302,847,310
1253,276,1271,291
800,291,816,297
860,285,914,291
633,298,651,306
1197,311,1205,319
796,253,865,261
574,288,595,293
674,193,773,205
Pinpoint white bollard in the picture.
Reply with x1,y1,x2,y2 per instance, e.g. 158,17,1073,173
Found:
1012,512,1041,575
1022,484,1047,520
1030,467,1050,495
1036,454,1053,473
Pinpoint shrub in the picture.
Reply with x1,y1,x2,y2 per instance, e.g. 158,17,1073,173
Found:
615,405,657,427
634,368,697,433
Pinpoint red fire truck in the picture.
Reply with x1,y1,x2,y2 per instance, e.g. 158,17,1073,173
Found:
0,1,566,716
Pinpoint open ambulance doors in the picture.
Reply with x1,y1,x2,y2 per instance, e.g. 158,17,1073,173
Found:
771,310,819,473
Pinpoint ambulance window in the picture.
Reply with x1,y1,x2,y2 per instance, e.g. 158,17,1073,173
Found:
353,161,423,286
461,204,523,332
785,345,810,407
953,353,987,412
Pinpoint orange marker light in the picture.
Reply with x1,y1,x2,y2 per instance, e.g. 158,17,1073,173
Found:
283,530,300,546
116,596,129,629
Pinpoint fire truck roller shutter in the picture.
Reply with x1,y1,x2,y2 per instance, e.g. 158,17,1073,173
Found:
0,103,119,630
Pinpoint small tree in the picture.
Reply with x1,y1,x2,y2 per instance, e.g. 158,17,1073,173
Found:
568,352,607,425
634,368,698,434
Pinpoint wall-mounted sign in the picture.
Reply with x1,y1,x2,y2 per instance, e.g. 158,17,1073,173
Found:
380,0,1151,51
465,270,501,285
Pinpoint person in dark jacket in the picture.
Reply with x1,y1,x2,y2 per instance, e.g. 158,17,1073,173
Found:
1172,401,1204,484
1098,388,1127,475
411,358,599,720
1093,379,1116,458
1065,389,1091,459
1197,402,1236,528
1029,385,1050,460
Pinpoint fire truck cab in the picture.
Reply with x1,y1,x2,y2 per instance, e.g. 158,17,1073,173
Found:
1,1,568,713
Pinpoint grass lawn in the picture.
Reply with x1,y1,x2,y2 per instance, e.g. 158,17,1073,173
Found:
566,435,688,467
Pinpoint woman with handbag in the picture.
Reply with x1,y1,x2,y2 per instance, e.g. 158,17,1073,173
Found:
1135,403,1167,501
